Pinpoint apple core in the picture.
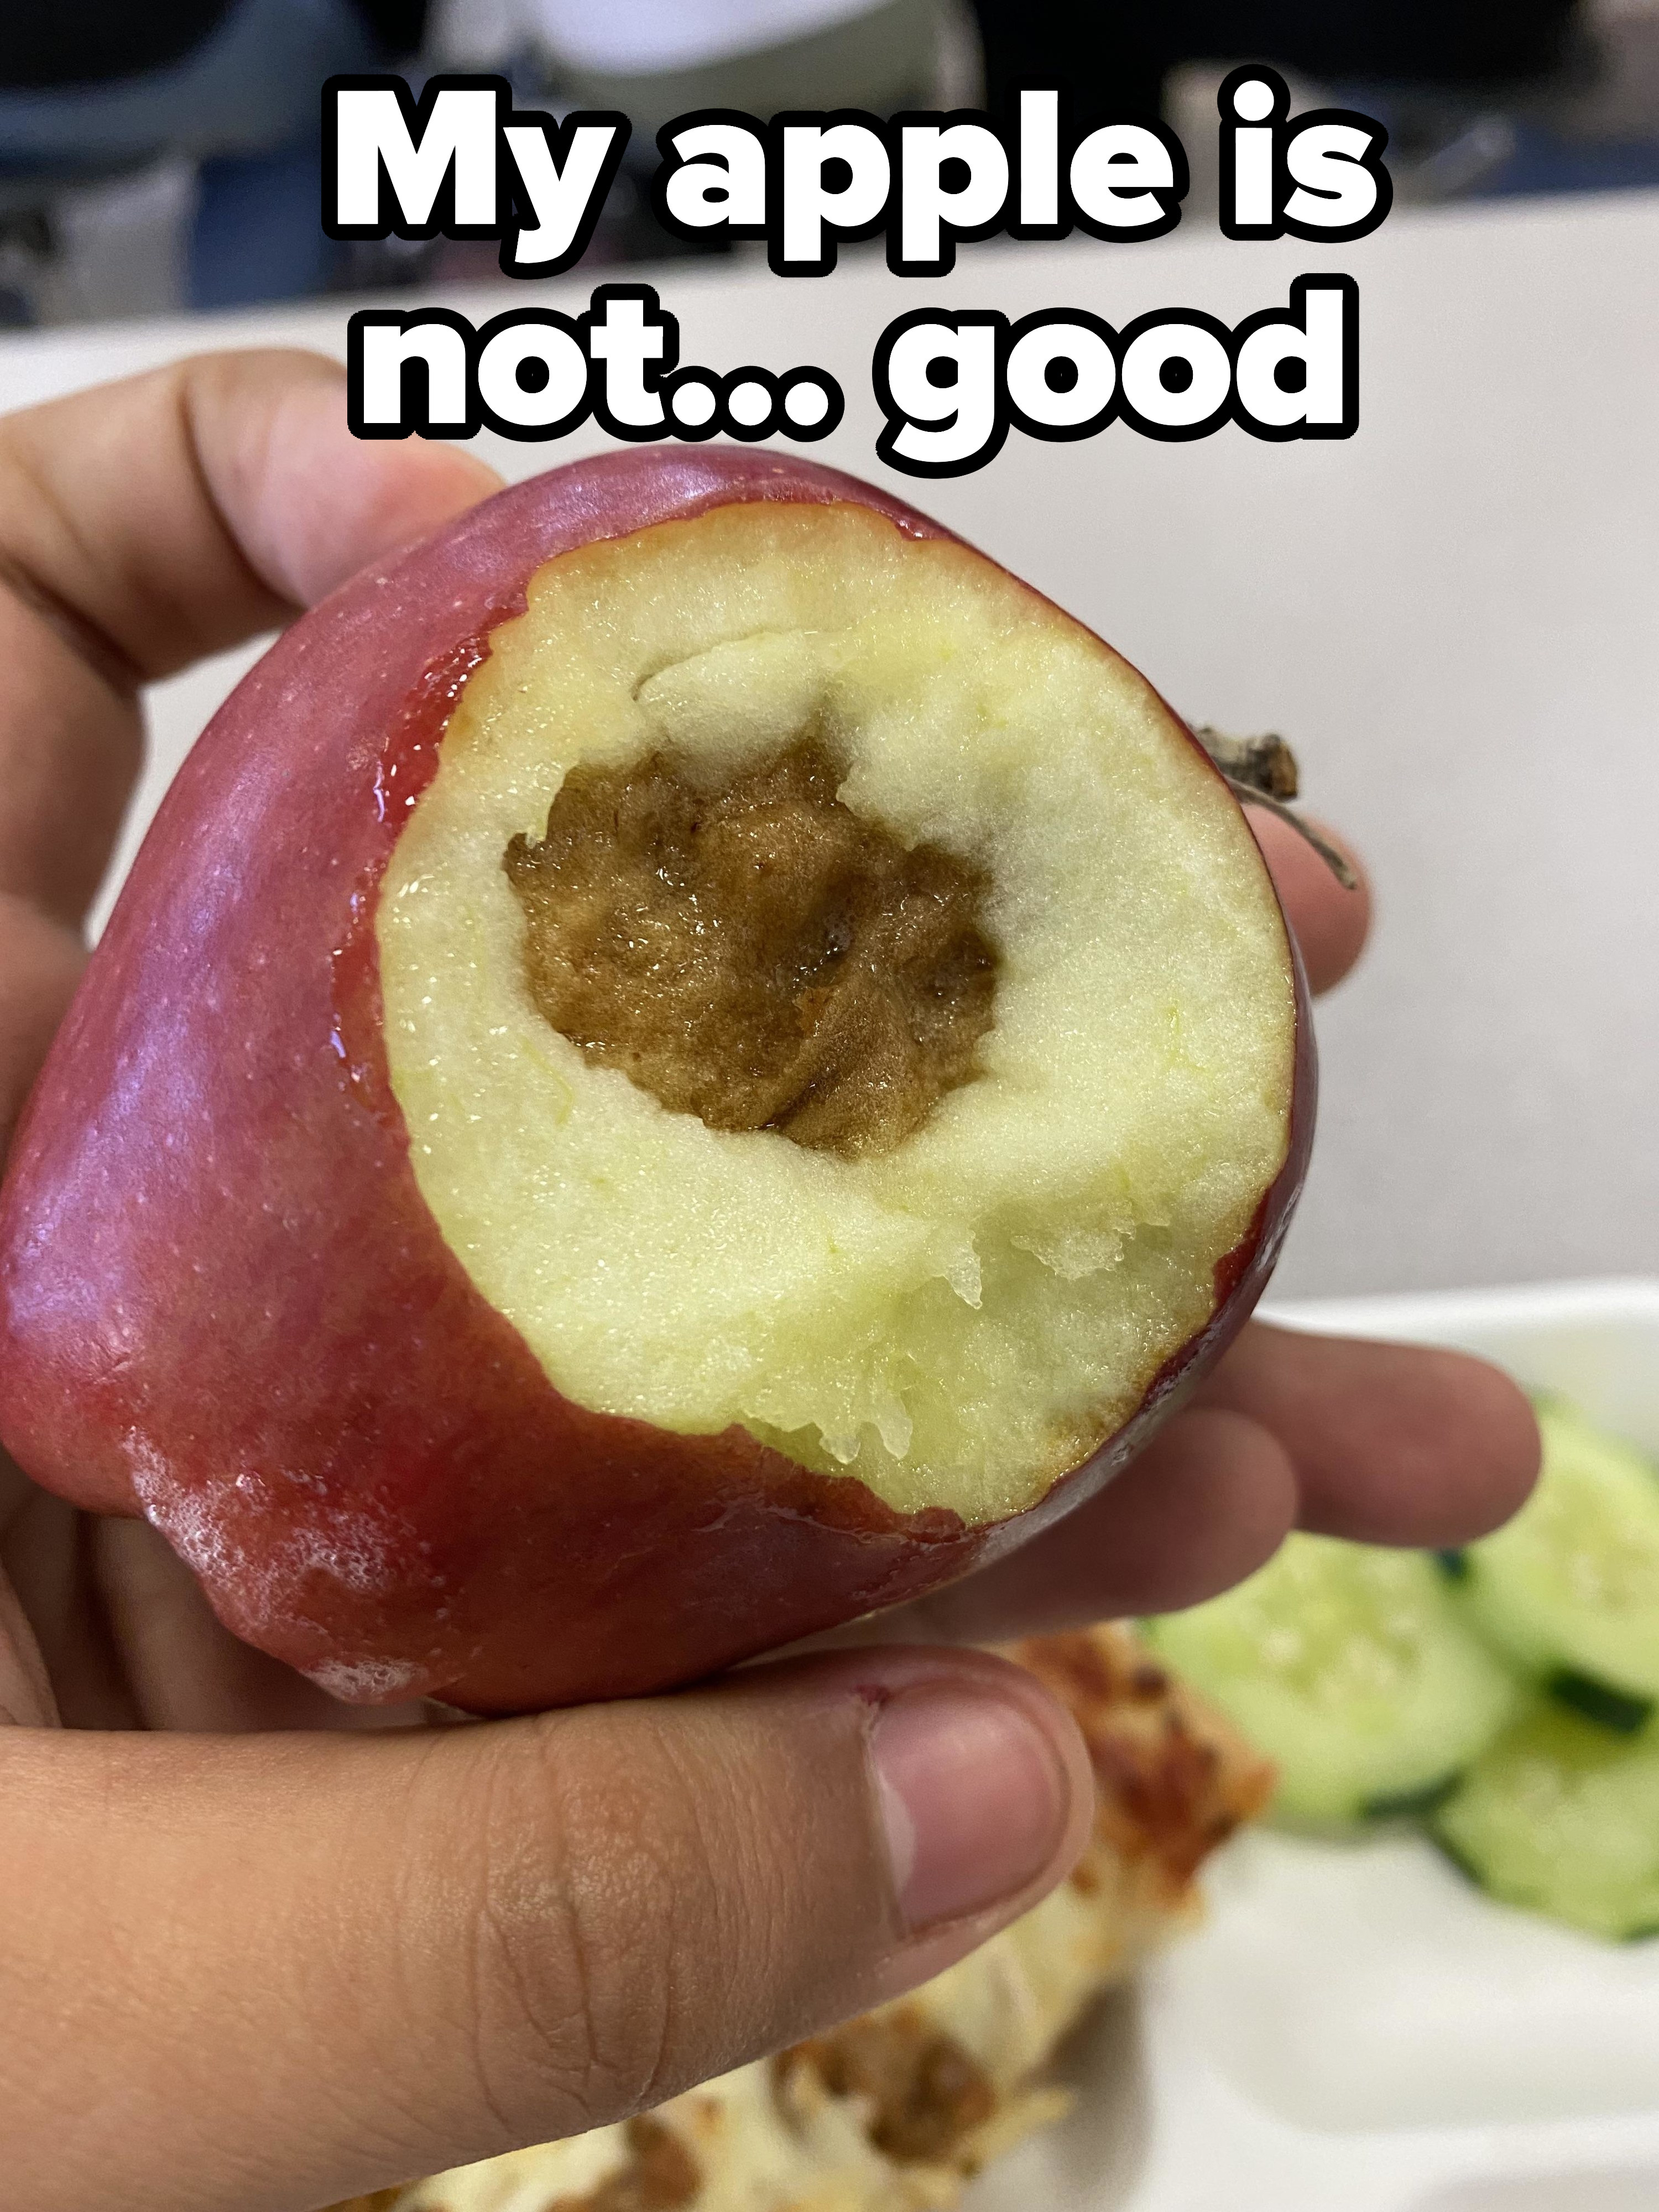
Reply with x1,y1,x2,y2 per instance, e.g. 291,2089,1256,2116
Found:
503,737,999,1159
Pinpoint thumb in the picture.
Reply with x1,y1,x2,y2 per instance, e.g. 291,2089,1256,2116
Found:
3,1646,1090,2211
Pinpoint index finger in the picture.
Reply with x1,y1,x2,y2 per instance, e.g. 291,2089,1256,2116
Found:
0,348,502,924
1247,804,1371,996
0,351,501,1147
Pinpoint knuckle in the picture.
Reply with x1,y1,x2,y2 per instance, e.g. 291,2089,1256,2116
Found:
456,1715,738,2135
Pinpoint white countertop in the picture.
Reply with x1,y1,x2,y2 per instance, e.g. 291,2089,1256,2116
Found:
4,190,1656,1301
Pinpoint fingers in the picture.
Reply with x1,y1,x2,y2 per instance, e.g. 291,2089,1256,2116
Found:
2,1487,437,1736
1199,1323,1541,1547
1246,804,1370,995
86,1515,436,1734
848,1409,1299,1648
0,1559,58,1728
0,349,501,686
0,1647,1089,2212
0,351,501,930
0,897,84,1158
178,348,504,615
0,353,502,1149
858,1324,1538,1651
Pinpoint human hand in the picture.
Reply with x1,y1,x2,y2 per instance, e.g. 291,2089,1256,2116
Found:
0,352,1537,2211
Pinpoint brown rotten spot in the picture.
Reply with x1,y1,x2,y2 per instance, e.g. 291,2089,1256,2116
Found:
505,737,997,1159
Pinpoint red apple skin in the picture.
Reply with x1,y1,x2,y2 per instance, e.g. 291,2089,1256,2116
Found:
0,446,1313,1714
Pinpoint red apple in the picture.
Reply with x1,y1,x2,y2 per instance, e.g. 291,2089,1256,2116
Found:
0,447,1311,1714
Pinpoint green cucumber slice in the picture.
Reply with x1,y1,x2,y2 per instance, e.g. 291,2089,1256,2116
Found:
1547,1669,1653,1737
1457,1404,1659,1713
1144,1533,1521,1826
1433,1703,1659,1942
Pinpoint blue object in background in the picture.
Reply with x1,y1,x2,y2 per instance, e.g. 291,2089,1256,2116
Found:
1480,122,1659,197
0,0,388,314
1318,74,1659,208
0,0,382,170
190,136,341,308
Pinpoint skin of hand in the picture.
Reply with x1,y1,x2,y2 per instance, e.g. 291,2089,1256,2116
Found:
0,352,1540,2212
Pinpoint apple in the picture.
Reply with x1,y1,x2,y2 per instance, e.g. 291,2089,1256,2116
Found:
0,447,1311,1714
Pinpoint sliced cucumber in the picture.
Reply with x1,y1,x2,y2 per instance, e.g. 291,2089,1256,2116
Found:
1455,1403,1659,1720
1144,1533,1521,1826
1433,1703,1659,1942
1547,1670,1653,1737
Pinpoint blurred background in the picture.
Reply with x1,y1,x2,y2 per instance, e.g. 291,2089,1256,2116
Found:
3,0,1659,325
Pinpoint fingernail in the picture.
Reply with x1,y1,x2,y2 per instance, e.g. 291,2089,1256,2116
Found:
868,1684,1074,1932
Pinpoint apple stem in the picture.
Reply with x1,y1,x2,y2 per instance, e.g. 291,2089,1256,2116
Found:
1192,727,1300,801
1193,727,1359,891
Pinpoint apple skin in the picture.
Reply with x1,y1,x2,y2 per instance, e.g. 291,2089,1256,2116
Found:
0,446,1313,1714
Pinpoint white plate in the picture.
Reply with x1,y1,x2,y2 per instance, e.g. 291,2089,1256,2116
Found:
968,1280,1659,2212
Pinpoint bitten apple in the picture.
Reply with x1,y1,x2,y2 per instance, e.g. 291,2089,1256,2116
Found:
0,447,1311,1714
